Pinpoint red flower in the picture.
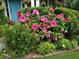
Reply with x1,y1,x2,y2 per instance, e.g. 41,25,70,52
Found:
32,24,39,30
51,20,57,27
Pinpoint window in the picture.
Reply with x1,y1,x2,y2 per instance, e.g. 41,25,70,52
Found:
40,0,65,7
0,1,2,5
40,0,56,7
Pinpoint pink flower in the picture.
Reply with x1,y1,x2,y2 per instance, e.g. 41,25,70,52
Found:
42,27,47,33
17,10,22,17
60,13,64,17
56,13,64,19
32,24,39,30
40,16,46,20
26,12,31,16
41,24,47,27
32,9,40,15
40,16,48,22
56,14,61,19
51,20,57,27
63,18,69,22
43,18,48,22
19,15,26,23
49,7,56,12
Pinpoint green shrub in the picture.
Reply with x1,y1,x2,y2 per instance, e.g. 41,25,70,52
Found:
36,42,55,55
60,7,79,19
0,5,8,25
71,39,78,48
2,7,79,57
21,7,49,15
0,5,4,20
57,39,72,50
2,23,37,57
65,18,79,39
76,35,79,44
0,16,9,25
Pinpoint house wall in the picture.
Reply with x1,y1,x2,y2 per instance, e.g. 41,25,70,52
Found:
1,0,40,19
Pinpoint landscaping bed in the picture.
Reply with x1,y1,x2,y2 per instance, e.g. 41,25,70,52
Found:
0,7,79,59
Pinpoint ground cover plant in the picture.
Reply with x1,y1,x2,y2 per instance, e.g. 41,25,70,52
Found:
1,7,79,58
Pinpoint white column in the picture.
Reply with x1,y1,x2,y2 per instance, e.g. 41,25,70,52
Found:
31,0,35,7
36,0,40,7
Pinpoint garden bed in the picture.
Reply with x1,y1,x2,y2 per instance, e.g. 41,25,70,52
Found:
0,7,79,59
3,46,79,59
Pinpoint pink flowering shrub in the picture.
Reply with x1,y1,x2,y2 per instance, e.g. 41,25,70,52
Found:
2,7,79,57
17,7,71,42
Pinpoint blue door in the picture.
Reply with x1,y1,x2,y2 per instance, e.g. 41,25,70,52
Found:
9,0,21,21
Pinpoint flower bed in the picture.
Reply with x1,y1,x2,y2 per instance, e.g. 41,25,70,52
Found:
1,7,79,58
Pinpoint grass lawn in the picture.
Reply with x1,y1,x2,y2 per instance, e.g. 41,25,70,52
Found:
0,55,6,59
0,51,79,59
34,51,79,59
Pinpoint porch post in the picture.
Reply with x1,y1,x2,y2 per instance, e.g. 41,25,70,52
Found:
36,0,40,7
31,0,34,7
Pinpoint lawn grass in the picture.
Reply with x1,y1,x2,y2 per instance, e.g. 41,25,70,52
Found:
0,51,79,59
34,51,79,59
0,55,6,59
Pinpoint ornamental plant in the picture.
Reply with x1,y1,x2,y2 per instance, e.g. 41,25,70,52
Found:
18,7,70,42
2,23,37,57
2,7,79,57
57,39,72,50
36,42,55,55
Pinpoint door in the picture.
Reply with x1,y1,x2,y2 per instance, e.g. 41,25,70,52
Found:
8,0,21,21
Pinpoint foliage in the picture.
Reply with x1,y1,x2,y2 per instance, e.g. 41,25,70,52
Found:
60,7,79,19
58,7,79,39
36,42,55,55
0,16,9,25
2,23,37,57
1,7,79,57
39,0,79,10
76,35,79,44
63,0,79,10
0,5,4,19
0,4,9,25
65,18,79,39
20,7,71,42
71,39,78,48
57,39,72,50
